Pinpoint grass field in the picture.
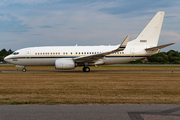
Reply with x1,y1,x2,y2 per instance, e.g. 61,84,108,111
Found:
0,65,180,105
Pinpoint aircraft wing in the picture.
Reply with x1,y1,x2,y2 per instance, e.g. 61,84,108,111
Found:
145,43,175,51
74,35,130,63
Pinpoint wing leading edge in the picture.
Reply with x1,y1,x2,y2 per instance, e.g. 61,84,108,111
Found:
74,35,130,63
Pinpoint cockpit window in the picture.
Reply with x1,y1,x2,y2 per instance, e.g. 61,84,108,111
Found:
13,52,19,55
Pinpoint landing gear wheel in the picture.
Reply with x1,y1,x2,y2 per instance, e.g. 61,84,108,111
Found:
22,68,26,72
83,67,90,72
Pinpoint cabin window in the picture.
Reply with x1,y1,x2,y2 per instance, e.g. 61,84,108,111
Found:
122,52,124,54
84,52,86,54
82,52,83,54
40,53,42,55
92,52,94,54
90,52,91,54
76,52,77,54
35,53,37,55
79,52,80,54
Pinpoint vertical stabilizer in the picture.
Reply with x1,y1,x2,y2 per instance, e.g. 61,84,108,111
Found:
129,12,165,47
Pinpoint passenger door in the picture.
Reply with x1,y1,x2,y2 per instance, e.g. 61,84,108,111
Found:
26,49,31,59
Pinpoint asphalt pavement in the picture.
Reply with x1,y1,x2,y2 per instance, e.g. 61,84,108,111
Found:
0,104,180,120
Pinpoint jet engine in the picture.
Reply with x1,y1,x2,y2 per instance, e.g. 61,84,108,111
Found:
55,59,76,70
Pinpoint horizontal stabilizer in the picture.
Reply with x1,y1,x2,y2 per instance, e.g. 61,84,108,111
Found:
145,43,175,51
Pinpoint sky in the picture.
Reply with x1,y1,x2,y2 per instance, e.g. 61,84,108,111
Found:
0,0,180,52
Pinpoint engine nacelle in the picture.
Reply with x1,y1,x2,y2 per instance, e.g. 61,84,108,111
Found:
55,59,75,70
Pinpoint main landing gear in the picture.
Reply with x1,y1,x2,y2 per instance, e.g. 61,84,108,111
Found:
22,68,26,72
83,67,90,72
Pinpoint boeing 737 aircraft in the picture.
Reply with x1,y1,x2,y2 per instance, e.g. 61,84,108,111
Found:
4,11,174,72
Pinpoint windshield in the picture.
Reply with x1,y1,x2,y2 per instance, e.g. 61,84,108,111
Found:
13,52,19,55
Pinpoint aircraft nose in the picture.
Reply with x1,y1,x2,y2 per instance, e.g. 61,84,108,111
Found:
4,56,9,62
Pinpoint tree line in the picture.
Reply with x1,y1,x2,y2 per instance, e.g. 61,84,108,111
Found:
0,49,13,62
147,50,180,64
129,50,180,64
0,49,180,64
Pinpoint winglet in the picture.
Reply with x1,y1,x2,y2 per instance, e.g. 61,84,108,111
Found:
120,35,130,48
114,35,130,52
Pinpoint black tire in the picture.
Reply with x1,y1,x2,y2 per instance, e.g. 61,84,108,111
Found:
82,67,85,72
22,68,26,72
83,67,90,72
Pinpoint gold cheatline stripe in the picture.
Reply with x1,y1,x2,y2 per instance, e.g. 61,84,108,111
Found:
120,45,126,47
7,54,153,59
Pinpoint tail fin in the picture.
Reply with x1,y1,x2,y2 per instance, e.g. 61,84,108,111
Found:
129,11,165,47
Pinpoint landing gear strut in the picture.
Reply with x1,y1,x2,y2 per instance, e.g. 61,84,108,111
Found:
22,68,26,72
83,67,90,72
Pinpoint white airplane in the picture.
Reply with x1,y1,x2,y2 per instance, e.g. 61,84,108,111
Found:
4,11,174,72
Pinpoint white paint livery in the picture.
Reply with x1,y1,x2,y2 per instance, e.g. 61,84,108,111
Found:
4,12,174,72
